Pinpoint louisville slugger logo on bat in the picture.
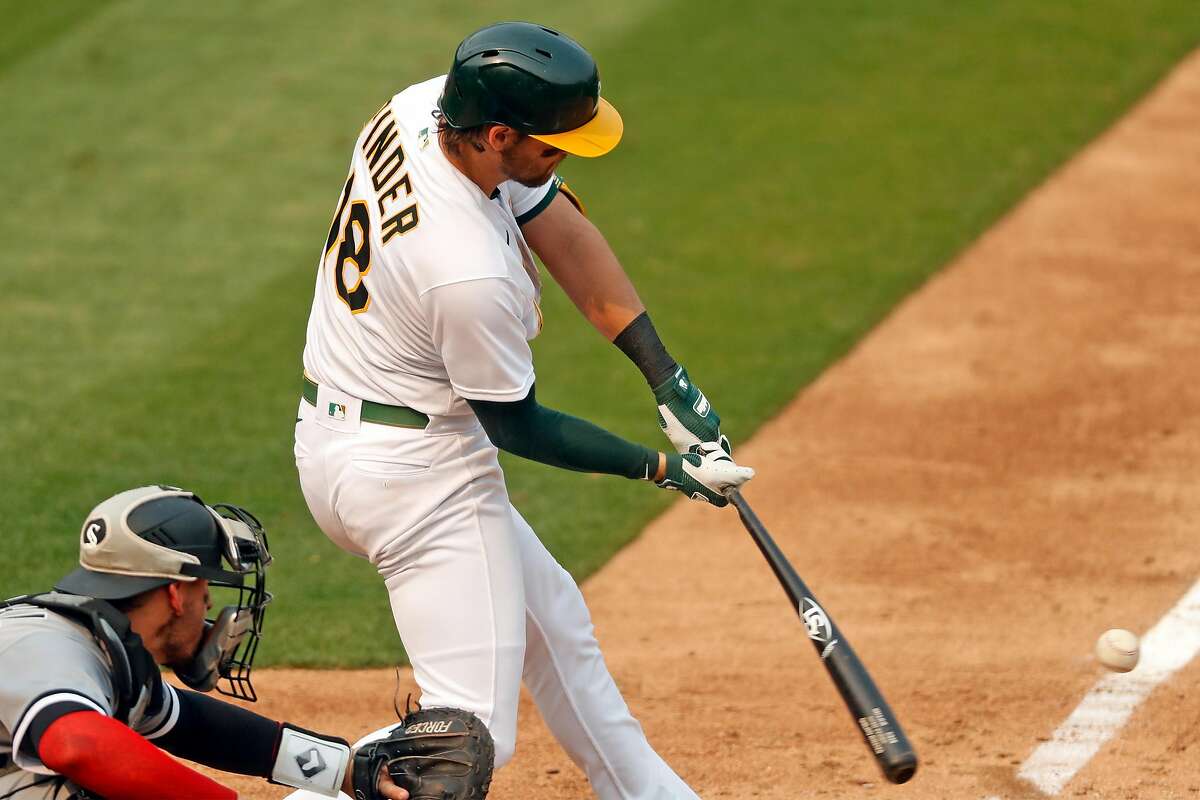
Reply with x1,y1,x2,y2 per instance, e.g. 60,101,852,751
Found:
799,597,840,658
799,598,830,640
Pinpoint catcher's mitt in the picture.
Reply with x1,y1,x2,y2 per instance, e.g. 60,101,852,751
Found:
352,706,494,800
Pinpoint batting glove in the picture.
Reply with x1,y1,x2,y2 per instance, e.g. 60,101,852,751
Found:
653,365,731,456
656,442,754,507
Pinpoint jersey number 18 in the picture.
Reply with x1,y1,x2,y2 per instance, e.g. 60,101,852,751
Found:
321,171,419,315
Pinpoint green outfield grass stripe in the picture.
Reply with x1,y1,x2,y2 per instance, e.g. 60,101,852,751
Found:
0,0,117,75
2,2,1198,666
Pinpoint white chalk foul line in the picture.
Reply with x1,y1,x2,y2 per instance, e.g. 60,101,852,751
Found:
1017,578,1200,795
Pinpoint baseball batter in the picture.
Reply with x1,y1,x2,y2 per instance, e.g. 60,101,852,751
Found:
293,21,754,799
0,486,419,800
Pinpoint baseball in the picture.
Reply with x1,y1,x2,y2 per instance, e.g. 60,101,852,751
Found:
1095,628,1140,672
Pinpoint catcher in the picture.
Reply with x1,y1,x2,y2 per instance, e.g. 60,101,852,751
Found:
0,486,493,800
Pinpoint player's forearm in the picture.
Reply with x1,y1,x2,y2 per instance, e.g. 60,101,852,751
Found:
468,387,661,479
524,194,645,340
548,223,645,340
523,196,680,384
154,688,280,776
612,311,679,387
155,689,355,797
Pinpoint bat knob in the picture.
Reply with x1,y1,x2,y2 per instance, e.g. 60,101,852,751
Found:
885,755,918,784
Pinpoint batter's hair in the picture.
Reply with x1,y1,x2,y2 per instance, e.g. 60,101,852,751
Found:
432,109,525,155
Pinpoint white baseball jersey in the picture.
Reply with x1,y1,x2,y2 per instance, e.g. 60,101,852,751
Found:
0,603,180,799
302,76,559,417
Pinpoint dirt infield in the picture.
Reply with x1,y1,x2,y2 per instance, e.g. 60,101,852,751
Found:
212,49,1200,799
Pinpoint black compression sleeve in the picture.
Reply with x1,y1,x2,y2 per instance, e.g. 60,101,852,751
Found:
23,699,96,759
154,688,280,777
612,312,678,387
468,386,659,479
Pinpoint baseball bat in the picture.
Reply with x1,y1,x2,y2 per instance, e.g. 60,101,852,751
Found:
726,489,918,784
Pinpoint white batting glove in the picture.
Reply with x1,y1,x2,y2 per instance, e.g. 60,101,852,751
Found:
653,365,731,456
656,442,754,507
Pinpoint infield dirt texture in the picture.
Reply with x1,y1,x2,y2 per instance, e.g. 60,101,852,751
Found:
3,2,1200,798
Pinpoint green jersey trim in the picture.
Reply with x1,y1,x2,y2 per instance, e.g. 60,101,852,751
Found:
515,176,561,226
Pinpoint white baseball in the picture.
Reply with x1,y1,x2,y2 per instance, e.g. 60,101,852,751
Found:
1095,628,1140,672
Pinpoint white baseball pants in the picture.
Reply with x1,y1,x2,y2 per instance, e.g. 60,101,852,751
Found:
290,392,698,800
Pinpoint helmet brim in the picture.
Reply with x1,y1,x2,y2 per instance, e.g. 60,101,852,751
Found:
56,566,173,600
530,96,623,158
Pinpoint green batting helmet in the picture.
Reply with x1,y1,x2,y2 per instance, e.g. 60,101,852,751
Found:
438,21,623,158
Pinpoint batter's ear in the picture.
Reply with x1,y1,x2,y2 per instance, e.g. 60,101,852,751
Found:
486,125,522,152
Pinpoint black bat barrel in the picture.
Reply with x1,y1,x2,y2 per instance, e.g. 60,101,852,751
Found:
727,491,918,784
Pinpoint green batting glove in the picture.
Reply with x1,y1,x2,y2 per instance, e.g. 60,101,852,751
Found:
653,365,730,455
655,444,754,507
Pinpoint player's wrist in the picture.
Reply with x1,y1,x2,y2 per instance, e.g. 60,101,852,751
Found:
269,723,351,798
660,452,683,482
613,312,677,387
635,449,667,482
651,365,686,402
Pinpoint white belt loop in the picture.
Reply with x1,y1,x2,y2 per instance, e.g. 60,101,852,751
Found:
423,414,483,437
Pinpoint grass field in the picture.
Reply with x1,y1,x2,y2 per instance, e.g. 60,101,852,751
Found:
1,1,1196,666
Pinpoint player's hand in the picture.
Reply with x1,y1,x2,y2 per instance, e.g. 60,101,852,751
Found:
376,768,409,800
343,759,409,800
656,442,753,507
653,365,731,456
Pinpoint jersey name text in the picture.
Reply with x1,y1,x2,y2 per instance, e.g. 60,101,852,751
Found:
362,103,420,244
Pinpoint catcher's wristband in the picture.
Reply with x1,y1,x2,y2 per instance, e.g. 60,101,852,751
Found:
269,723,351,798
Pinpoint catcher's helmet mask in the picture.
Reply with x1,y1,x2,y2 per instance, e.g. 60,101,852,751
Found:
55,485,273,700
438,21,623,158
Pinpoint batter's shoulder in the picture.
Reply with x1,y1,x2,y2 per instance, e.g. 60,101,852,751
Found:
399,207,510,294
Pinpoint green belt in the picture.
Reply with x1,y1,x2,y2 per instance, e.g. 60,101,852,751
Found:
302,376,429,429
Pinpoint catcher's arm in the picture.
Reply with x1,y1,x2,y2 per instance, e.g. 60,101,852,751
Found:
38,710,237,800
153,687,407,798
